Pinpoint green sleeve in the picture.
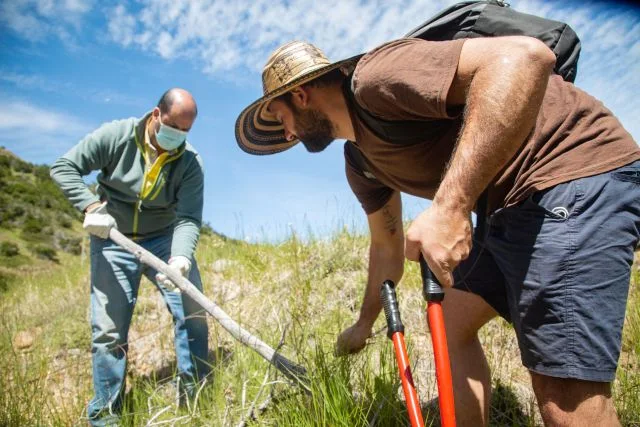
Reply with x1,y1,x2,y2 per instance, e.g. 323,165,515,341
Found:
170,153,204,259
50,120,122,212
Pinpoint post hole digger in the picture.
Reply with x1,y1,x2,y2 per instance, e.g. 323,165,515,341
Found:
108,228,310,392
380,255,456,427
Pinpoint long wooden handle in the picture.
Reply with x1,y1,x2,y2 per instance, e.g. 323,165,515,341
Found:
108,229,309,389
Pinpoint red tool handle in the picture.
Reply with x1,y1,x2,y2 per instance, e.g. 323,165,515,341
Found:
381,280,424,427
420,256,456,427
391,332,425,427
427,302,456,427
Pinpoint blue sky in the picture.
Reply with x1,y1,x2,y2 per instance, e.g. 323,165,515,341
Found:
1,0,638,241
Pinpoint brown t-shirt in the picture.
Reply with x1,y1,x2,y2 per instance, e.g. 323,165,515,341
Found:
345,38,640,215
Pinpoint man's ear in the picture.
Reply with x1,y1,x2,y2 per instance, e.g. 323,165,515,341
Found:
290,86,310,108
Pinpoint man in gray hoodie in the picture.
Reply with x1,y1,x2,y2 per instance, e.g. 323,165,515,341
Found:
51,88,208,426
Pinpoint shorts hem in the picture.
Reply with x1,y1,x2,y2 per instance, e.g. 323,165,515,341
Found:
526,364,615,383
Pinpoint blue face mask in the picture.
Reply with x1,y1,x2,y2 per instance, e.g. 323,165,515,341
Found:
155,115,187,151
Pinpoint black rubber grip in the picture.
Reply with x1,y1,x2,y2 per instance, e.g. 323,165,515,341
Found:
271,352,310,392
380,280,404,339
419,255,445,302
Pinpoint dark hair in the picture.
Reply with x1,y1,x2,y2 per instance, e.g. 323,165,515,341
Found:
157,88,198,116
304,68,346,88
274,68,346,106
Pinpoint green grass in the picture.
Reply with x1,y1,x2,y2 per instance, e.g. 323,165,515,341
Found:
1,229,639,426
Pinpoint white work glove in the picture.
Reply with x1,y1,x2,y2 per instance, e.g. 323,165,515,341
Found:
156,256,191,293
83,202,116,239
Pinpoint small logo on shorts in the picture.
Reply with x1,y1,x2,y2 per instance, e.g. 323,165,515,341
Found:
551,206,569,219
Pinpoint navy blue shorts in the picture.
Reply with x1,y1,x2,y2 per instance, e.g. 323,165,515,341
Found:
453,160,640,382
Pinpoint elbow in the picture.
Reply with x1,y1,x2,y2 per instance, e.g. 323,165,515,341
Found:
516,37,556,74
49,159,62,182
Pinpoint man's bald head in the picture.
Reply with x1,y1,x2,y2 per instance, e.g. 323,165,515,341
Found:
154,88,197,133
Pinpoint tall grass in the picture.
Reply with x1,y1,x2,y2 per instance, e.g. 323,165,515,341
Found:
1,229,639,426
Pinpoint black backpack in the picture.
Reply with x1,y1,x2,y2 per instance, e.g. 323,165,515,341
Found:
344,0,581,226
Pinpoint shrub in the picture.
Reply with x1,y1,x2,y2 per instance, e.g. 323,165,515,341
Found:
0,271,16,292
58,235,82,255
22,216,47,235
11,158,33,173
0,241,19,257
58,215,73,229
30,244,58,262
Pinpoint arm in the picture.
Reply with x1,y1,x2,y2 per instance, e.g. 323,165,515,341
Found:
170,153,204,260
50,122,118,213
336,191,404,354
405,36,557,286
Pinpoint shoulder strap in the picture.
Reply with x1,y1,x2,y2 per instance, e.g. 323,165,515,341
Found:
342,74,445,145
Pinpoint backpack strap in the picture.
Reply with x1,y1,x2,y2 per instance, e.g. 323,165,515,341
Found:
343,74,447,145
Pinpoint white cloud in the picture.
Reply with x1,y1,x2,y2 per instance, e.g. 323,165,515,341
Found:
0,0,93,42
0,100,93,164
102,0,639,140
107,4,136,47
0,70,144,107
104,0,454,74
0,101,87,133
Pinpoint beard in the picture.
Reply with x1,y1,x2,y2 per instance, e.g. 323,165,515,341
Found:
291,105,335,153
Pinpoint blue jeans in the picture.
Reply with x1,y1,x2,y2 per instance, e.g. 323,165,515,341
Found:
87,233,209,424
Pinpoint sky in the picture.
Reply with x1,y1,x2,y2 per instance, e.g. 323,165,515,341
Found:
1,0,639,242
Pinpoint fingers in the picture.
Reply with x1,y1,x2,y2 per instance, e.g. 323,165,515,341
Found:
404,238,421,261
423,253,454,288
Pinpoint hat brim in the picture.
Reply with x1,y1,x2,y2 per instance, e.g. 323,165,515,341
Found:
235,55,362,155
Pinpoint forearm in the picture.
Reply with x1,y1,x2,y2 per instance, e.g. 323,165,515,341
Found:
170,219,200,259
357,244,404,327
436,39,556,212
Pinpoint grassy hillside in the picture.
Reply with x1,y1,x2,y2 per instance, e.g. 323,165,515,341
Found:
1,150,638,426
0,148,84,292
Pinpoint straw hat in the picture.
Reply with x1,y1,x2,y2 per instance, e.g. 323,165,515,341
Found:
235,41,361,155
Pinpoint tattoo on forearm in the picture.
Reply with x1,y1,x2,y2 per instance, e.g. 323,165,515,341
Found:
382,204,399,235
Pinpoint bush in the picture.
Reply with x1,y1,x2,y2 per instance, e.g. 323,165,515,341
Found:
30,244,58,262
22,216,47,235
58,215,73,229
11,158,33,173
0,241,19,257
0,271,16,292
58,235,82,255
33,165,50,181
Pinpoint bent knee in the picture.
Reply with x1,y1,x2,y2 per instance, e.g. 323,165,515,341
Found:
439,288,496,344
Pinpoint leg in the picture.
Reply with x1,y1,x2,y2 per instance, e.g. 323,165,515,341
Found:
88,236,142,425
531,373,620,427
445,236,508,427
142,235,209,384
489,161,640,426
442,288,498,427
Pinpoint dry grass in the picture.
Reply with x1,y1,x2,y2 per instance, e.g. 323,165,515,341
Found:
1,230,638,426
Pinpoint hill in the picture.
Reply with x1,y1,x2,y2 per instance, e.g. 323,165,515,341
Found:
0,148,84,291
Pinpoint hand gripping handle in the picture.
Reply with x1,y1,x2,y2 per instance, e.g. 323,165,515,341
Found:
420,255,445,302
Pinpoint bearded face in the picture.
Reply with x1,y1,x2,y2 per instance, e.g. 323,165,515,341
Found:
290,103,335,153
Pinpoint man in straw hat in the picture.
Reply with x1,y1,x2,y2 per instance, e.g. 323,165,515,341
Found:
236,38,640,426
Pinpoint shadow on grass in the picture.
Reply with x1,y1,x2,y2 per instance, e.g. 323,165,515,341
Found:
419,380,534,427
